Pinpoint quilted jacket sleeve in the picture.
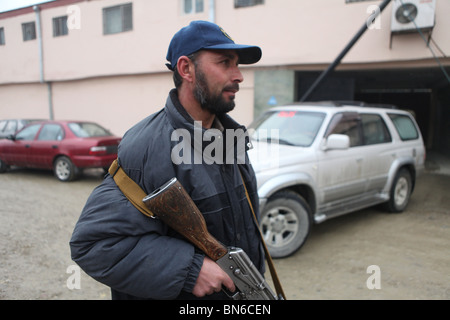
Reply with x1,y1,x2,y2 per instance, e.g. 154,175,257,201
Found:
69,175,204,299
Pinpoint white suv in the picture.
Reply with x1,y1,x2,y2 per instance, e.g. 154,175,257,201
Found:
248,102,426,258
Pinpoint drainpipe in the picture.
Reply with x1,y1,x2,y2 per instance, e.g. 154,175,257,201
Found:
33,5,54,120
33,5,44,83
209,0,216,23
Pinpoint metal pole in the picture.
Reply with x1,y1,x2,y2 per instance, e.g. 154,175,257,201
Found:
33,5,54,119
47,82,54,120
33,5,44,83
300,0,392,102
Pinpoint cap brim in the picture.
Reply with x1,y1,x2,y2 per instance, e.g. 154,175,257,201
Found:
203,43,262,65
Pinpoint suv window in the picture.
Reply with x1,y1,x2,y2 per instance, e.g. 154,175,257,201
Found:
327,112,362,147
388,113,419,141
361,114,392,145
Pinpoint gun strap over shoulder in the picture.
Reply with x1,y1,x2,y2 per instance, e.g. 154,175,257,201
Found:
108,158,286,300
239,170,287,300
108,159,154,218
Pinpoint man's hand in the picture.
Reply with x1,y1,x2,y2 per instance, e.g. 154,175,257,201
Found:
192,257,236,297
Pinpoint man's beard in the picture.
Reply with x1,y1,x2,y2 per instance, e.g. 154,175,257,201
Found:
193,68,238,115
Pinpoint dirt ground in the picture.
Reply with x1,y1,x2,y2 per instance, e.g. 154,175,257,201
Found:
0,158,449,300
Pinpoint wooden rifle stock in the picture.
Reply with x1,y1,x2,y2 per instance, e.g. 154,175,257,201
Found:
142,178,228,261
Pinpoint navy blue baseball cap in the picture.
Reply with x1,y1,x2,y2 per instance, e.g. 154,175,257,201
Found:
166,20,262,71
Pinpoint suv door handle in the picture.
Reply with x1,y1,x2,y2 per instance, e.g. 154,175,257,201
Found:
25,144,31,148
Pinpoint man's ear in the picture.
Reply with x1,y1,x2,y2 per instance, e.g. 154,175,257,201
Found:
177,56,194,83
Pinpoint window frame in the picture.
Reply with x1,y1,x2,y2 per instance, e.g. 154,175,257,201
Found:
360,113,392,145
234,0,264,9
103,3,133,35
38,124,64,141
53,16,69,37
182,0,204,15
345,0,374,3
0,27,5,45
325,112,363,148
388,113,420,141
22,21,36,41
15,124,41,141
68,122,112,138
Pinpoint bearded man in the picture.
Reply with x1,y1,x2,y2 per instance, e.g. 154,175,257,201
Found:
70,21,263,300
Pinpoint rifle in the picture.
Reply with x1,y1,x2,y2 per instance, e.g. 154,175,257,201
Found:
142,177,281,300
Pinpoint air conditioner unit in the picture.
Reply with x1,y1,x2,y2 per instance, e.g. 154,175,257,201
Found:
391,0,436,33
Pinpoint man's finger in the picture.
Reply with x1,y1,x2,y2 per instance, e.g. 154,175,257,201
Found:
222,272,236,293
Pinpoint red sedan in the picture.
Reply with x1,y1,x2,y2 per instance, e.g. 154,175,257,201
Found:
0,120,121,181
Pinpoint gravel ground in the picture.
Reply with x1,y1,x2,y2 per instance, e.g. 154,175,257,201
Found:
0,156,449,300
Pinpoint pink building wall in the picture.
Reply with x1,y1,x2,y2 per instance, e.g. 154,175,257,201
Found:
1,0,449,136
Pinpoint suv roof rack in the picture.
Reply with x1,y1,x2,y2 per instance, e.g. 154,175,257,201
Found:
291,101,398,109
319,101,368,107
363,103,398,109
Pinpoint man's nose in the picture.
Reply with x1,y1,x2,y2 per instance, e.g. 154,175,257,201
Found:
232,66,244,83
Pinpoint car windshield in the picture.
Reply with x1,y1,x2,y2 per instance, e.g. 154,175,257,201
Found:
68,122,112,138
249,110,326,147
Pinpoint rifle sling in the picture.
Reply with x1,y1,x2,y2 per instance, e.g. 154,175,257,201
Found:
238,170,287,300
109,159,154,218
108,159,286,300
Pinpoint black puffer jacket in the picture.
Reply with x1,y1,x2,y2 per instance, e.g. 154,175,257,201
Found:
70,89,263,300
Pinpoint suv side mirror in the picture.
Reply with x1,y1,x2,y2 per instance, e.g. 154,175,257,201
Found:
323,134,349,151
6,134,16,141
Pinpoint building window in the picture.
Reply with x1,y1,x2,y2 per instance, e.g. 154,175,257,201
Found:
22,22,36,41
53,16,68,37
345,0,374,3
183,0,204,14
103,3,133,35
0,27,5,45
234,0,264,8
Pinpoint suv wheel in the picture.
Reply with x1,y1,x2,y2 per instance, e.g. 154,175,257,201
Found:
385,168,412,213
54,156,78,182
260,191,312,258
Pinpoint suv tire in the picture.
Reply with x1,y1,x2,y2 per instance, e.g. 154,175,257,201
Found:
260,191,312,258
385,168,412,213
